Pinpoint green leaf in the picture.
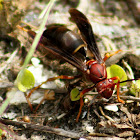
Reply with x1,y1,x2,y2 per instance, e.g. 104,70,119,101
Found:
70,88,80,101
130,80,140,96
15,69,35,92
0,129,2,136
107,64,127,86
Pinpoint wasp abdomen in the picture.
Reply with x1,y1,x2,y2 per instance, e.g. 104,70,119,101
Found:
43,25,86,56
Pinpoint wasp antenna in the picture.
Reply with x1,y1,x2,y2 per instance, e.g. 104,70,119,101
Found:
17,25,29,32
17,25,36,39
120,78,140,84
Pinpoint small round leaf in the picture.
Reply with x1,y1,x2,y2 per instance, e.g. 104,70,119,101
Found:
70,88,80,101
15,69,35,92
107,64,127,86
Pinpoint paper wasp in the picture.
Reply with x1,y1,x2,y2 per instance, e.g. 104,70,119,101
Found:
19,8,138,122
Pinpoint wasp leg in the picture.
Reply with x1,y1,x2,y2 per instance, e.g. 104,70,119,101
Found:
110,76,125,104
103,50,122,62
26,75,76,112
76,86,95,122
24,92,33,111
34,90,55,112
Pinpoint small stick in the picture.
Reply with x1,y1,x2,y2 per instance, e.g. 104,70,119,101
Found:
0,118,82,139
99,106,115,123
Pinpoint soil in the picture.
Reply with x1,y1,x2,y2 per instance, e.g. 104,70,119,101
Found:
0,0,140,140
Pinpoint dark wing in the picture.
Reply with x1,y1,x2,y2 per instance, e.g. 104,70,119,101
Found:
27,30,87,72
69,8,103,63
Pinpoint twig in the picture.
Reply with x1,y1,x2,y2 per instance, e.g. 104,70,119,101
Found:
99,106,115,123
120,95,140,102
122,60,135,82
85,92,140,102
0,118,82,139
0,122,25,140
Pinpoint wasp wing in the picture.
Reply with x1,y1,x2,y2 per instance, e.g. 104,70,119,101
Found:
69,8,103,63
27,30,87,72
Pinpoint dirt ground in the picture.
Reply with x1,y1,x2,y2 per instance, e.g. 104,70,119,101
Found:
0,0,140,139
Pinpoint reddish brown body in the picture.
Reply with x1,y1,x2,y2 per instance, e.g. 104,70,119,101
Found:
96,79,115,99
87,60,107,83
86,60,115,99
